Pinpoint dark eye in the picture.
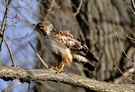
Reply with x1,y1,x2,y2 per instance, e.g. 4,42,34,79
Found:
35,24,43,32
36,25,44,32
39,26,43,29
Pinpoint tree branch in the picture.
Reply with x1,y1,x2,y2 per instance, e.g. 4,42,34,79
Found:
0,66,134,92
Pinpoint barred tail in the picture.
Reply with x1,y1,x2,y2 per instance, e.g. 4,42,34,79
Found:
81,47,98,63
87,51,98,62
83,61,95,71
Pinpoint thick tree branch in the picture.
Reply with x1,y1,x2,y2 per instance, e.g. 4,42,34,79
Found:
0,66,134,92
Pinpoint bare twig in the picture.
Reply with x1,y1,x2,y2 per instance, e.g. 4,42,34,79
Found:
113,21,132,64
28,41,49,68
0,0,15,67
123,0,135,15
1,0,12,31
0,0,12,48
124,67,135,76
46,0,54,12
131,0,135,9
2,82,22,92
71,0,83,16
71,0,89,26
3,36,16,67
53,0,62,9
6,33,28,41
45,0,55,19
120,29,135,43
114,67,135,83
112,21,135,83
114,30,132,63
113,60,135,83
0,66,135,92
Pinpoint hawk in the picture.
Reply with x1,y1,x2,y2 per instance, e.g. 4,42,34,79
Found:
35,21,98,73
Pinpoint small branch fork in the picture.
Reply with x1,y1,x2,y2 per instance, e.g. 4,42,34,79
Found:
113,21,135,83
123,0,135,15
71,0,83,16
0,0,11,34
0,0,16,67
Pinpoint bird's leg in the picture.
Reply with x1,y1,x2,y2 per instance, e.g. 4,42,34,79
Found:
56,62,65,73
55,55,71,73
51,60,63,72
51,57,61,69
55,61,61,70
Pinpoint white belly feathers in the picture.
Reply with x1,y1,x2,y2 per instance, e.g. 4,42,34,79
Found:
42,35,72,60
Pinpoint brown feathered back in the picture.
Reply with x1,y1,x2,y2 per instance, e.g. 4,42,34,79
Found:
50,29,98,71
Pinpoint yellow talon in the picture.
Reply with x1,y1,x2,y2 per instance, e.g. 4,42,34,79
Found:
56,68,64,73
56,63,65,73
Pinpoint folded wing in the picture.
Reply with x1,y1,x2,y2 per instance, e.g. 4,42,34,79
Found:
51,29,98,71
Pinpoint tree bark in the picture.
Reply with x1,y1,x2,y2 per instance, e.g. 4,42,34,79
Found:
0,66,135,92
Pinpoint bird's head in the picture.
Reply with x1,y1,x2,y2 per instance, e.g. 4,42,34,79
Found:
35,21,53,35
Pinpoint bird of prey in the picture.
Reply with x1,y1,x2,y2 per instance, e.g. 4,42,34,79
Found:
35,21,98,73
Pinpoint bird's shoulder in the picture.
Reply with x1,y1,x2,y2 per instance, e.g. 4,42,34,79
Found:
50,29,83,51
